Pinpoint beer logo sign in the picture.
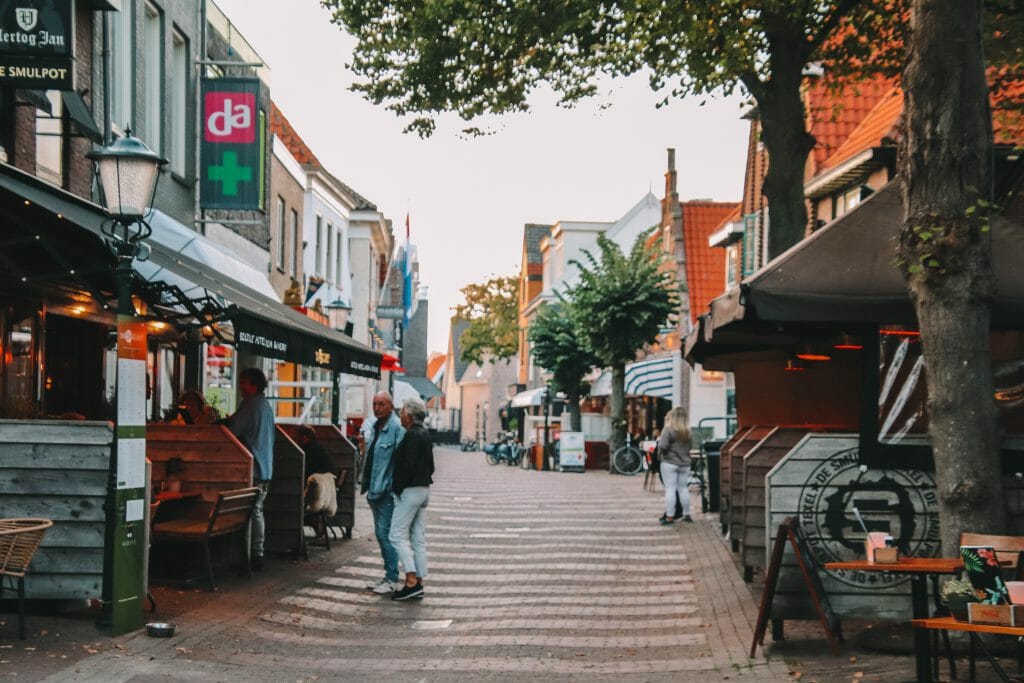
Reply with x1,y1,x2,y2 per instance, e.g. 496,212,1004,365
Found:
15,7,37,31
798,448,940,588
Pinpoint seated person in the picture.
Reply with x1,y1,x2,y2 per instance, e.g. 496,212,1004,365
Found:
170,390,216,425
294,425,334,475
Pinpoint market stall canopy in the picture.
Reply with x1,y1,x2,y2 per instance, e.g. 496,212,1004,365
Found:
624,354,675,400
395,376,443,401
706,182,1024,329
511,387,546,408
0,163,381,379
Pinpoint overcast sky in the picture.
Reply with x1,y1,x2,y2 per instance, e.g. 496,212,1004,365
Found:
214,0,750,355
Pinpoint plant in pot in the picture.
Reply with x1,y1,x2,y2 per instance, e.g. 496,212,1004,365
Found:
941,578,979,620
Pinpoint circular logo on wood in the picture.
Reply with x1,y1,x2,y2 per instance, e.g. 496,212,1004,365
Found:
797,447,940,589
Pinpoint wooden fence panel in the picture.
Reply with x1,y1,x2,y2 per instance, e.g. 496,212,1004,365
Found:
146,424,252,502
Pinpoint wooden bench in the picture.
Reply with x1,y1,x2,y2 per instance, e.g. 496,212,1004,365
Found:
913,616,1024,682
151,487,260,591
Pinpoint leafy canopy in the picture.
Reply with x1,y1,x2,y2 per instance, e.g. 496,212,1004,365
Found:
528,302,598,397
565,230,680,369
453,275,519,365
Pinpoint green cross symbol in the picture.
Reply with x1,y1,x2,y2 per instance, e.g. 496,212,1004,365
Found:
208,151,252,196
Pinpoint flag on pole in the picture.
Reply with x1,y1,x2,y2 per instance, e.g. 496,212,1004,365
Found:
403,213,414,328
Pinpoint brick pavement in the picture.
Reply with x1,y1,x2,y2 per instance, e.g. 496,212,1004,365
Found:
21,447,946,682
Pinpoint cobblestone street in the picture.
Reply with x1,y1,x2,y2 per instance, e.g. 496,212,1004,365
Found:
37,448,797,682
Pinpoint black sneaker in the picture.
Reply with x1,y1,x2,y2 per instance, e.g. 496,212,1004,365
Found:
251,556,264,571
391,582,424,601
683,515,693,523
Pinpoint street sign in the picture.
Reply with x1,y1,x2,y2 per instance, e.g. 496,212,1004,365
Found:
376,305,404,319
200,78,265,210
0,0,74,89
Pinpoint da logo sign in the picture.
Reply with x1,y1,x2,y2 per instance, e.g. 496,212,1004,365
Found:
798,448,940,588
204,91,256,143
200,77,263,210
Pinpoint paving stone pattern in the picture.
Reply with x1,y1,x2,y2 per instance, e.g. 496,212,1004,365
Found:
43,448,801,682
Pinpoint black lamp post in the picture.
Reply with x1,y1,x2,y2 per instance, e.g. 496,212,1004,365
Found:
88,131,167,635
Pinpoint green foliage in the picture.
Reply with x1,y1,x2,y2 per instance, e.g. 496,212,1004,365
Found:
564,230,680,369
454,275,520,365
528,302,598,397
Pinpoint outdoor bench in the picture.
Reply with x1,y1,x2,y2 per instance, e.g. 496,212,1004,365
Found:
151,487,260,591
913,616,1024,683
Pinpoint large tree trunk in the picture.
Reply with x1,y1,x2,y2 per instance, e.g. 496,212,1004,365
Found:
898,0,1006,554
752,50,816,259
565,385,581,432
610,364,626,455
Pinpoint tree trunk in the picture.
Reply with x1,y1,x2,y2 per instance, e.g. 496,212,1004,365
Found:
755,58,816,259
898,0,1006,554
565,385,581,432
610,364,626,454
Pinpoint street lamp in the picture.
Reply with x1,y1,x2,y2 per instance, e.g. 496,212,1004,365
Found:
88,130,167,635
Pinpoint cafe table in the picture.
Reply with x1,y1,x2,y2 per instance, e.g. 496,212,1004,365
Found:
824,558,964,683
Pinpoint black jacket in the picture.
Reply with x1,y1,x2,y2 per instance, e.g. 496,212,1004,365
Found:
392,423,434,495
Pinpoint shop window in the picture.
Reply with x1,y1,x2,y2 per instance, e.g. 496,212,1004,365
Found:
205,343,234,416
275,197,285,270
290,208,299,277
742,213,758,276
143,3,163,154
325,222,334,282
109,0,133,132
2,314,36,414
169,29,188,175
34,91,63,185
314,215,323,276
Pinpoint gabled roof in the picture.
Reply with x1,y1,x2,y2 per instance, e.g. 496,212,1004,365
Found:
523,224,551,264
269,102,377,211
683,201,741,324
818,82,1024,173
426,353,446,383
804,77,893,171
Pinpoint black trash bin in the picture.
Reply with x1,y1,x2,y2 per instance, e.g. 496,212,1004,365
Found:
701,439,725,514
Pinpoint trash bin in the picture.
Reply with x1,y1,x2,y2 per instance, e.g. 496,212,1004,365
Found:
702,439,725,513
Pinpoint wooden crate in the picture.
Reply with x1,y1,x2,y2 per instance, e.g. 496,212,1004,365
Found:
728,426,775,555
147,424,253,502
740,428,812,579
264,427,305,556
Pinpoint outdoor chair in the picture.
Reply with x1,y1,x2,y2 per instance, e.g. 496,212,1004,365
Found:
0,518,54,639
304,469,348,553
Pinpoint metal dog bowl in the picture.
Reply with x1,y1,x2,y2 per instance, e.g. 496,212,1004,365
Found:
146,622,176,638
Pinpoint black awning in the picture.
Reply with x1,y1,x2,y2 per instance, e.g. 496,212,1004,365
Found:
0,162,382,379
62,91,103,143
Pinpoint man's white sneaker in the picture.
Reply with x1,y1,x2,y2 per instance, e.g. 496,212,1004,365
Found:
372,579,398,595
366,577,390,592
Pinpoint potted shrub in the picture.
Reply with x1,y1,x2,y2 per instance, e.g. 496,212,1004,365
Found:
941,578,979,620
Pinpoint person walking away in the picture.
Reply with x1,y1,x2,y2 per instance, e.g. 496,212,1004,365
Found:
389,397,435,601
228,368,275,569
658,407,692,525
360,391,404,594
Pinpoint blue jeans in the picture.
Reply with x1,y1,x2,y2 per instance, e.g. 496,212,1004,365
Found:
661,461,690,519
368,495,398,581
389,486,430,579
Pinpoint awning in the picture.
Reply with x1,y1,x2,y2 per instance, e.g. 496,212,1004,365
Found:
707,182,1024,328
625,355,675,399
685,179,1024,366
511,387,546,408
0,162,382,379
589,371,611,397
381,353,405,373
395,376,443,401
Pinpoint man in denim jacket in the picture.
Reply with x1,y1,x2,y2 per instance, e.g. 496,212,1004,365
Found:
360,391,405,593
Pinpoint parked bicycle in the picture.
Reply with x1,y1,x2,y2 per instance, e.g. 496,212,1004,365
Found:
460,437,481,452
612,433,644,475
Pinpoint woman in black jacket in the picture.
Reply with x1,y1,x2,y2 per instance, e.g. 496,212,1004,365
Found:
388,396,435,601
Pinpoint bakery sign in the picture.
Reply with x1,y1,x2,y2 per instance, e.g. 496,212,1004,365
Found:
0,0,74,89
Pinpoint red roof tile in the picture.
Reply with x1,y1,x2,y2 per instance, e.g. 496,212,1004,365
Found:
269,102,321,166
820,81,1024,171
426,354,446,381
805,77,893,172
682,201,741,324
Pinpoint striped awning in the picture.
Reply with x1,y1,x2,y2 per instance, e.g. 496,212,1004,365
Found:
624,355,675,399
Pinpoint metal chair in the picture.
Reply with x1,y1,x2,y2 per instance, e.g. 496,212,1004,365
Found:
0,518,54,639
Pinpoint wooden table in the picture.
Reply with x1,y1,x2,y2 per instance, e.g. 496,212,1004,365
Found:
825,558,964,683
913,616,1024,682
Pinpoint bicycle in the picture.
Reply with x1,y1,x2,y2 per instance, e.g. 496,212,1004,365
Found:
611,433,644,475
